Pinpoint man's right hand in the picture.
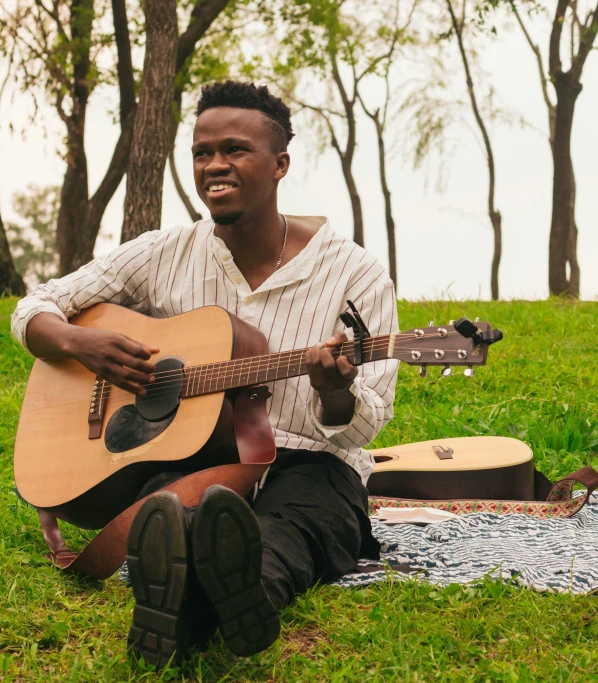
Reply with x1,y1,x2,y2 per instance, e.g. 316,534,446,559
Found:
26,313,159,395
65,328,159,395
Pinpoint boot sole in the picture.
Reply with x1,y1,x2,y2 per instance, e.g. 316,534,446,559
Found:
126,491,190,668
191,485,280,657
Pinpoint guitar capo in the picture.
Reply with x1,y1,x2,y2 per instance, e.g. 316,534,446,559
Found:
340,300,371,366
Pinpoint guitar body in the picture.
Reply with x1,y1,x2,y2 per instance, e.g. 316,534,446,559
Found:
367,436,534,501
14,304,272,529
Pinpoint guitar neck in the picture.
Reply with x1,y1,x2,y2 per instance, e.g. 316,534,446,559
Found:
182,335,393,398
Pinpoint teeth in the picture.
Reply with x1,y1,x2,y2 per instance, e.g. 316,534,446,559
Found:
208,184,235,192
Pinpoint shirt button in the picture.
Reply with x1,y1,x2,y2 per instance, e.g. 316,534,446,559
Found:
245,296,252,304
221,252,230,262
233,276,242,285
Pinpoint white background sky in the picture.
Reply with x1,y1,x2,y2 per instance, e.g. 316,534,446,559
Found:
1,7,597,301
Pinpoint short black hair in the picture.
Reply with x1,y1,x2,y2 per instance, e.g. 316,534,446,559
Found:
195,81,294,153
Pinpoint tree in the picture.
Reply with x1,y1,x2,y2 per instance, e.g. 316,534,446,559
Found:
1,0,136,275
355,0,409,290
4,186,60,289
1,0,233,269
509,0,598,297
0,208,26,296
446,0,502,300
273,0,407,249
121,0,232,241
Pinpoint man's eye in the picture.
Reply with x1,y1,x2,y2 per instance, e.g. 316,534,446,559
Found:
194,150,208,158
229,146,245,154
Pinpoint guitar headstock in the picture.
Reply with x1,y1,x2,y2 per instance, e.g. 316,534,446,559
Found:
392,318,503,377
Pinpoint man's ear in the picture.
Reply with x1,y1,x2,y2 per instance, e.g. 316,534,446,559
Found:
274,152,290,181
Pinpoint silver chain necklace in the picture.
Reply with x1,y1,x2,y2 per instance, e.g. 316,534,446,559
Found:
274,214,288,271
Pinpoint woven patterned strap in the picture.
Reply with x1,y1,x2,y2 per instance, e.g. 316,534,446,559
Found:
368,467,598,520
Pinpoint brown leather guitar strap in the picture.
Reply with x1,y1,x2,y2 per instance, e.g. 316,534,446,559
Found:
35,386,275,580
38,464,268,580
369,467,598,520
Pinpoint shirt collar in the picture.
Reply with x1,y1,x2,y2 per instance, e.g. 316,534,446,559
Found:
209,217,331,293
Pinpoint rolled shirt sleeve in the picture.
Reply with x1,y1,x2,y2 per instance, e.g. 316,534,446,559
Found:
307,277,399,449
11,231,159,351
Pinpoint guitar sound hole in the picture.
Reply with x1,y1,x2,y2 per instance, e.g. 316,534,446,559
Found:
374,455,395,463
136,356,185,422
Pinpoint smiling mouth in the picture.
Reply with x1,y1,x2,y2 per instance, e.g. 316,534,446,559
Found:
205,182,239,195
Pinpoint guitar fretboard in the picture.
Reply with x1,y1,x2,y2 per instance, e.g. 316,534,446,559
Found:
181,334,393,398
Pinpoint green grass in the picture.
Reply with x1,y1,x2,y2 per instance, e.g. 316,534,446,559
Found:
1,296,597,682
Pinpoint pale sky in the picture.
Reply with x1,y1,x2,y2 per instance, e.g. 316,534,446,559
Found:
1,11,597,301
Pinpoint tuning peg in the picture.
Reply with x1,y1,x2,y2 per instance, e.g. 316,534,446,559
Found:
464,366,476,378
475,317,480,323
420,365,428,378
449,320,455,325
428,321,434,327
441,365,452,377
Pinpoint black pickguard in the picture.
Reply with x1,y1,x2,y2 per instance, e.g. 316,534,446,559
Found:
104,404,177,453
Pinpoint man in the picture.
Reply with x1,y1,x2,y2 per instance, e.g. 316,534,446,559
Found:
12,81,399,667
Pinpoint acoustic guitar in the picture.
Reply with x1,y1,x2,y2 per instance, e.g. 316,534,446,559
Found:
14,304,502,529
368,436,534,501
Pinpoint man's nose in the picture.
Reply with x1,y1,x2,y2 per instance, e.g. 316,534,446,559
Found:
205,153,231,174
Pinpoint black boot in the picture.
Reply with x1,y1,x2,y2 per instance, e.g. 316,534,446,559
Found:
190,485,281,656
126,491,216,668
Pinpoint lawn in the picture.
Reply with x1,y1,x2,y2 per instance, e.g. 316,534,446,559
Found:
1,296,597,682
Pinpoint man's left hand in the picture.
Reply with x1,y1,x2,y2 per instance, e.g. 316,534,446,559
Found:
304,330,358,394
305,331,358,426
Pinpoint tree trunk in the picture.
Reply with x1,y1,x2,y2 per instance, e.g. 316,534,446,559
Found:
56,122,90,275
548,72,581,297
567,163,580,295
55,0,136,274
0,210,26,296
490,210,502,301
55,0,93,275
447,0,501,300
339,157,364,248
374,118,397,290
121,0,178,243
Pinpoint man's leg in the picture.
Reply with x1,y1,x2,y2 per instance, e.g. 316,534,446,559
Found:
189,485,281,657
189,450,379,653
126,491,216,667
252,449,379,610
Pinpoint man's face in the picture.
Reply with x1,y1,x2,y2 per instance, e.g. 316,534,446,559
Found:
192,107,289,225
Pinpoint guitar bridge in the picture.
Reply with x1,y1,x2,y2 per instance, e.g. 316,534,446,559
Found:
432,445,454,460
88,377,110,439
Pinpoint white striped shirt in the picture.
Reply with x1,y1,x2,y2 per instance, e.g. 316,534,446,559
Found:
11,218,399,483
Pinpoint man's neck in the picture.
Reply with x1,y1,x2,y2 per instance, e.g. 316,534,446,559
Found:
214,206,283,270
213,210,323,291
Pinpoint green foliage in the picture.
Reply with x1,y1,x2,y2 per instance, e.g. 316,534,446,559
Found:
1,297,598,680
5,186,60,290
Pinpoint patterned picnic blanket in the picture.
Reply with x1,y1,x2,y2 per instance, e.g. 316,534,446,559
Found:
336,492,598,594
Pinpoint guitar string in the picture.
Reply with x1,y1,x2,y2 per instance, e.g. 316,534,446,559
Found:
95,332,474,409
107,329,463,384
109,333,456,392
117,331,418,382
131,330,465,385
97,331,470,404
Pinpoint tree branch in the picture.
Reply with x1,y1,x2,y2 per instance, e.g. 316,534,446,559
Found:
446,0,497,213
89,107,135,215
33,0,67,40
177,0,231,72
549,0,570,78
571,1,598,79
169,151,202,222
510,1,555,138
111,0,135,123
